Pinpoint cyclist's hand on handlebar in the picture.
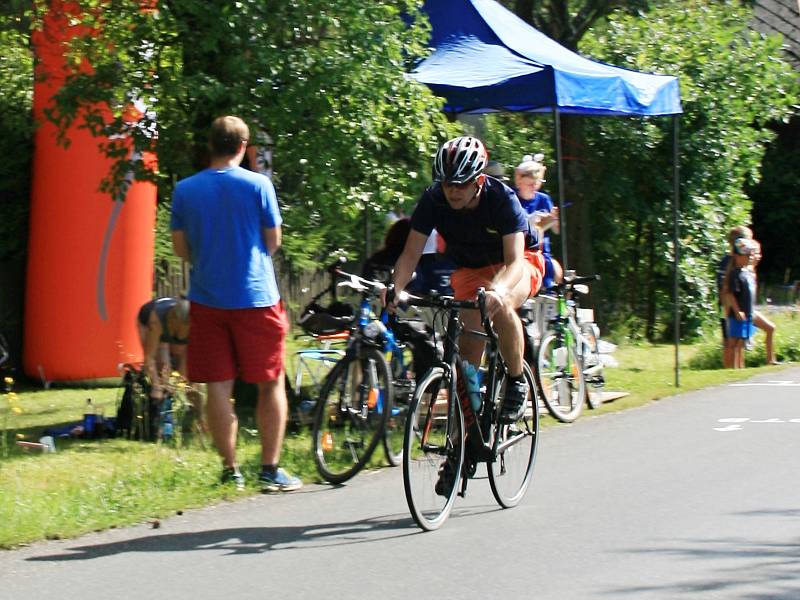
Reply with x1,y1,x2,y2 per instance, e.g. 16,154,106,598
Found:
382,285,398,314
383,285,411,314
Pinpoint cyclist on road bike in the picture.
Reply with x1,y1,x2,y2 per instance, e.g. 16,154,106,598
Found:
388,136,544,424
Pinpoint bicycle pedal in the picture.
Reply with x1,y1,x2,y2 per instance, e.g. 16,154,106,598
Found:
464,457,477,479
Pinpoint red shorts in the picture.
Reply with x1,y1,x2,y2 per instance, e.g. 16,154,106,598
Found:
450,251,544,301
187,301,289,383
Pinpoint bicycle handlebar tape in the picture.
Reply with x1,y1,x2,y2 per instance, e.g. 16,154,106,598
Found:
24,1,156,382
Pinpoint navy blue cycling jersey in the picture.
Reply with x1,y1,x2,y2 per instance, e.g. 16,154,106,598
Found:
410,176,537,269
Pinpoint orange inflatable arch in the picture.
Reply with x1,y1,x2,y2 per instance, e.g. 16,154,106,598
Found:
24,1,156,382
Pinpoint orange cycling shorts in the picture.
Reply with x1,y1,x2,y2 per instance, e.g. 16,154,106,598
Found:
450,250,544,301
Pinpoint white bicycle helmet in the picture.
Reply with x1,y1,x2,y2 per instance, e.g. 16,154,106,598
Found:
432,136,488,184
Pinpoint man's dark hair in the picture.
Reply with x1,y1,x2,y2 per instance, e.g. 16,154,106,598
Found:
209,116,249,157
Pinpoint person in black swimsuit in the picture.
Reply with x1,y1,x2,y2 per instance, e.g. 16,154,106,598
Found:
137,297,203,431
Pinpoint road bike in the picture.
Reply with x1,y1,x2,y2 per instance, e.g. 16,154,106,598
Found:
308,265,417,483
400,289,540,531
534,273,600,422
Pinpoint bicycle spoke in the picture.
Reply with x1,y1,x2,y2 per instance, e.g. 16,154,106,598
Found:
489,362,539,508
313,348,391,484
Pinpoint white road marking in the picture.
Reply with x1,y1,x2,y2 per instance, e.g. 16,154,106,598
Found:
713,424,744,432
729,380,800,387
714,416,800,431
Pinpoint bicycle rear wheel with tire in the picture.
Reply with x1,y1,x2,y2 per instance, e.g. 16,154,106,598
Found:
312,346,392,484
580,325,604,410
536,333,586,423
488,361,540,508
383,343,416,467
403,366,464,531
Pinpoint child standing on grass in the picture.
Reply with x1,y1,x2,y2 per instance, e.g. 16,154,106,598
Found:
726,237,758,369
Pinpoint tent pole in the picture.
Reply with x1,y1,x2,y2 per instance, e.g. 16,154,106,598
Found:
553,107,568,270
673,114,681,387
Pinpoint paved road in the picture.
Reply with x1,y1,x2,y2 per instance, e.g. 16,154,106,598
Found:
3,367,800,599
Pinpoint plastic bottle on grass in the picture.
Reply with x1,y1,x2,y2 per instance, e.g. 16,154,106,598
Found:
83,398,96,436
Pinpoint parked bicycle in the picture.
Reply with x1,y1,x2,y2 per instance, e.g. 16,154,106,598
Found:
286,331,347,429
399,288,540,531
305,264,418,483
534,273,601,422
574,301,617,410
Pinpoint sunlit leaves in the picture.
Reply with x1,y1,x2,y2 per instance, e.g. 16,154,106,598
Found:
0,26,33,260
35,0,454,268
578,0,798,337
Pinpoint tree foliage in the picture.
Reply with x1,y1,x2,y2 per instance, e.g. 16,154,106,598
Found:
749,119,800,286
497,0,650,49
38,0,455,269
575,0,798,338
4,0,797,345
0,22,33,262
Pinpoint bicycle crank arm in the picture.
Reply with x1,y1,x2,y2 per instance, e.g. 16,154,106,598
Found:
496,429,531,454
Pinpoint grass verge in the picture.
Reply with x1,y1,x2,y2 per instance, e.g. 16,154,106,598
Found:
1,309,797,548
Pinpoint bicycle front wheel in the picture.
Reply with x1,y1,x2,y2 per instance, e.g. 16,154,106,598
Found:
536,334,586,423
312,347,392,484
489,361,540,508
403,366,464,531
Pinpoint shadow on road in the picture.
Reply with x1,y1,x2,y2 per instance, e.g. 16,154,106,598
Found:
26,513,419,561
606,509,800,598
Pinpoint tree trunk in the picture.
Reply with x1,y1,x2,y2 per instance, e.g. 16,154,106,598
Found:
630,218,643,313
646,224,657,341
560,115,595,279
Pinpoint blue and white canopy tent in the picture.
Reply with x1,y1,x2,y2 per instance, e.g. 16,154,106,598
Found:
411,0,685,384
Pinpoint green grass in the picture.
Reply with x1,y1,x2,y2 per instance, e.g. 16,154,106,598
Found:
1,310,797,548
0,382,317,548
587,308,800,417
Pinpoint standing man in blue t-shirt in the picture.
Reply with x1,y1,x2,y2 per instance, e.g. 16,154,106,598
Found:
390,136,545,430
171,115,301,493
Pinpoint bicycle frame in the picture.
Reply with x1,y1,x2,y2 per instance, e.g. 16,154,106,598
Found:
411,292,528,473
548,281,597,368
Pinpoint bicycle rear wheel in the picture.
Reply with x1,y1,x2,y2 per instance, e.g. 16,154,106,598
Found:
312,347,391,484
580,325,604,410
488,361,540,508
403,366,464,531
536,334,585,423
383,343,416,467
